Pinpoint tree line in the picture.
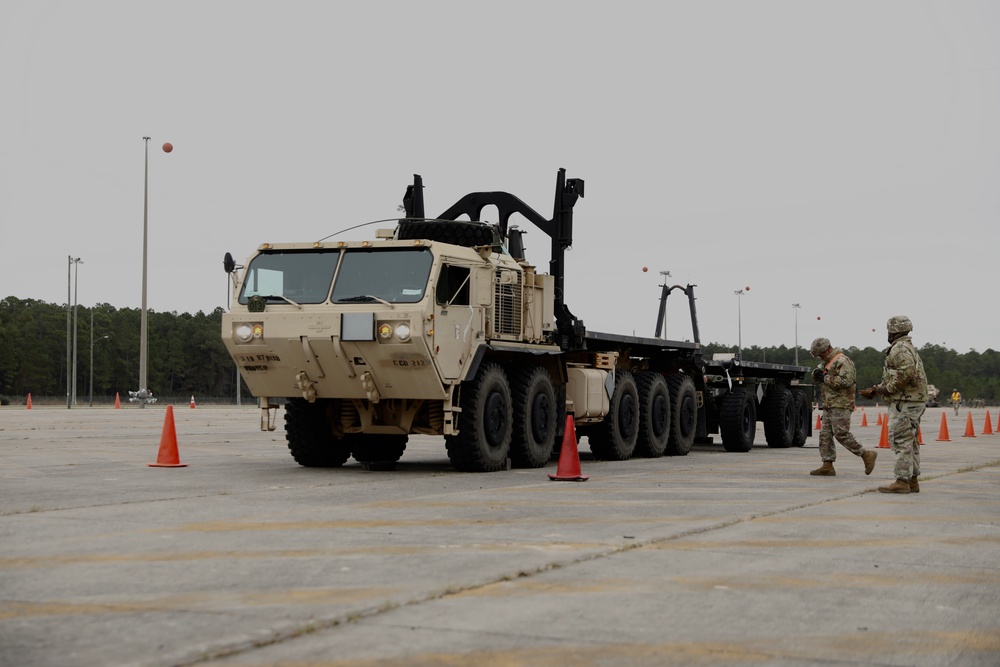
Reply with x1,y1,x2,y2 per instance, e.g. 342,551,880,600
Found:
2,296,998,405
0,296,241,405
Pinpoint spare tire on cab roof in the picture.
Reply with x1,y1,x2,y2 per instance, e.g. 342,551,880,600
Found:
396,220,496,248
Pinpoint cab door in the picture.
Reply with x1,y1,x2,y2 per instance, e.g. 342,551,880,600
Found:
433,263,486,380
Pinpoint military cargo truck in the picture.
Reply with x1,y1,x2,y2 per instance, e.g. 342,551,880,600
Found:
926,384,940,407
222,170,813,471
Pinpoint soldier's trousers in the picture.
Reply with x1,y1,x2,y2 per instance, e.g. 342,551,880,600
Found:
819,408,864,462
888,400,925,480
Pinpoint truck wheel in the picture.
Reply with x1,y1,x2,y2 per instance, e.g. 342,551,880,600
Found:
762,387,795,448
445,363,512,472
350,434,408,470
720,388,756,452
396,219,495,248
510,366,558,468
284,398,352,467
666,374,697,456
791,389,811,447
589,371,639,460
635,372,671,458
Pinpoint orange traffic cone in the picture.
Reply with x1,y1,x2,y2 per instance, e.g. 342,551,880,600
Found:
815,413,822,430
878,416,889,448
860,411,868,427
996,410,1000,433
26,393,32,410
983,411,994,435
549,415,588,481
963,412,976,438
149,405,187,468
936,412,951,441
917,425,924,445
114,392,121,409
190,395,196,409
876,412,883,426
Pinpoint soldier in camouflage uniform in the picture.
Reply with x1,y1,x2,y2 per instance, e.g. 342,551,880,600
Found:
808,338,878,477
860,315,928,494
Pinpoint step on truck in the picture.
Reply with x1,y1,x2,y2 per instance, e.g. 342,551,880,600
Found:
221,169,813,471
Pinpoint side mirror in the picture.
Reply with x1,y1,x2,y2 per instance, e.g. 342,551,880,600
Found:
223,252,236,274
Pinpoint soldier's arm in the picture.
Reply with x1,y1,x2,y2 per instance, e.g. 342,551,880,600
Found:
825,358,855,390
882,348,916,395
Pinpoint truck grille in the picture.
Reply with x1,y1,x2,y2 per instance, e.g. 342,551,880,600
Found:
494,272,522,336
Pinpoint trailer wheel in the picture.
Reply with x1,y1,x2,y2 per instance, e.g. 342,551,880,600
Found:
635,372,671,458
396,219,495,248
762,387,795,448
589,371,639,460
284,398,352,467
510,366,558,468
791,389,811,447
720,388,756,452
350,434,408,470
666,374,697,456
445,363,512,472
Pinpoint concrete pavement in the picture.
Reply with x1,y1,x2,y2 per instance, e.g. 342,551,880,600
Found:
1,405,998,666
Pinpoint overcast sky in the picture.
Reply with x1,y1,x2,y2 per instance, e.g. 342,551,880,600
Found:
2,1,998,356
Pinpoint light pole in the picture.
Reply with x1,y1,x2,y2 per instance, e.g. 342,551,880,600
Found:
66,256,73,409
792,303,801,365
734,287,748,354
129,137,174,407
139,136,150,401
132,138,171,407
71,258,83,405
90,308,109,407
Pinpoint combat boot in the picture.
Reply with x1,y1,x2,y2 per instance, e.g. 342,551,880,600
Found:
861,449,877,475
878,479,911,494
909,475,920,493
810,461,836,476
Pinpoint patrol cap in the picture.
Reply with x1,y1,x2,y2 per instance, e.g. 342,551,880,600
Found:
809,337,831,357
886,315,913,334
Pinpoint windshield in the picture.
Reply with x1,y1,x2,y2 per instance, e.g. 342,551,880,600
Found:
331,248,432,304
238,250,339,305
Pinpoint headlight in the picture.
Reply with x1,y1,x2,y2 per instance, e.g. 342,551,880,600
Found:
376,320,412,343
233,322,263,343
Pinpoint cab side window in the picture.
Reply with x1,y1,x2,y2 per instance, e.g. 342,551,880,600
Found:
436,264,470,306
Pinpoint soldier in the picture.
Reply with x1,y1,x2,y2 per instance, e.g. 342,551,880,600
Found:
808,337,878,477
950,388,962,415
860,315,929,494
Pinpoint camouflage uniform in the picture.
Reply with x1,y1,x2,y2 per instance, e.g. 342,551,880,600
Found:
879,332,928,481
816,347,865,462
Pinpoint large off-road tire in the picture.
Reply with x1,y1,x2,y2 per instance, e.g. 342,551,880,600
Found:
762,387,795,448
589,371,639,461
791,388,811,447
510,366,558,468
396,219,495,248
720,388,757,452
666,374,697,456
634,372,671,458
445,363,512,472
350,434,408,470
284,398,352,467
